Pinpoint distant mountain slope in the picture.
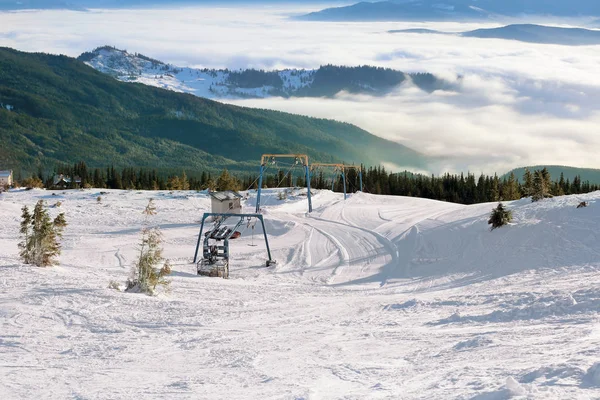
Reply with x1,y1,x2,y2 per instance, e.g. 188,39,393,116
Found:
298,0,600,22
390,24,600,45
462,24,600,45
505,166,600,184
297,1,484,22
79,46,453,100
0,47,426,174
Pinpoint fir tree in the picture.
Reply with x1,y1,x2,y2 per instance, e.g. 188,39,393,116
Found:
488,203,512,230
181,171,190,191
216,169,239,191
503,172,520,200
532,170,544,202
18,206,33,264
167,175,181,190
522,168,533,198
206,178,217,191
558,172,566,195
126,199,171,295
532,169,552,202
19,200,66,267
541,168,552,193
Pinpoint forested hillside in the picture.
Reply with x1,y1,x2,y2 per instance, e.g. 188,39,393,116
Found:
506,166,600,185
80,46,453,99
0,48,425,175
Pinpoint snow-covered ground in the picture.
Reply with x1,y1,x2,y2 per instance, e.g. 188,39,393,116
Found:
1,188,600,399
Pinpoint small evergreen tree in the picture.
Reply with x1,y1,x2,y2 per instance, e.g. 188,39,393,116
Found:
488,203,512,230
18,206,33,264
532,169,552,202
522,168,533,198
19,200,66,267
216,169,239,191
22,177,44,189
126,199,171,295
504,172,520,200
181,171,190,191
167,175,181,190
206,178,216,191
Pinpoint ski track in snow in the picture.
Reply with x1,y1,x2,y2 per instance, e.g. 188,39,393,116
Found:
1,188,600,399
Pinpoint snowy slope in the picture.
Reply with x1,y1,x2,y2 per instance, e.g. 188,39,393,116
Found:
1,188,600,398
82,47,315,99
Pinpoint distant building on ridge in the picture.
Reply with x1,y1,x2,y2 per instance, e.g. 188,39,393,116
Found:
52,174,82,189
0,170,13,187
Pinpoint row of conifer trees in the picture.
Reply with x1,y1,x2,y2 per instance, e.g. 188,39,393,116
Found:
18,162,600,205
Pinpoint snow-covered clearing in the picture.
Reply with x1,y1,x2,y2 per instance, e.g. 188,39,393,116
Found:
1,188,600,399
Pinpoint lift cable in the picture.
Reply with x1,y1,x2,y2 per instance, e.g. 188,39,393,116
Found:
259,162,299,209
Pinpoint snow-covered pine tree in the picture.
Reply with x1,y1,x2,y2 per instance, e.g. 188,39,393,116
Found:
503,172,520,200
19,200,67,267
35,202,56,266
541,168,552,192
488,203,512,230
18,206,33,264
532,170,544,202
40,212,67,266
522,168,533,198
532,168,553,202
126,199,171,295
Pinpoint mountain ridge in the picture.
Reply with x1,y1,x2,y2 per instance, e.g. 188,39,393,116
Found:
78,46,455,100
504,165,600,184
298,0,600,22
390,24,600,46
0,47,426,175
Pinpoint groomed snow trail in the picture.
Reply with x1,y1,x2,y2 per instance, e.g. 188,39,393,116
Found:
1,188,600,399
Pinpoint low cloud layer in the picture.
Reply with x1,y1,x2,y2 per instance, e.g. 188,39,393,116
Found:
226,77,600,174
1,5,600,174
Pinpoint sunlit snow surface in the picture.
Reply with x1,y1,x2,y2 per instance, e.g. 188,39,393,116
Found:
1,188,600,398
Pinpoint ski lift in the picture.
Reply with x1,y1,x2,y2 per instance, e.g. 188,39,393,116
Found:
256,154,313,213
193,212,276,279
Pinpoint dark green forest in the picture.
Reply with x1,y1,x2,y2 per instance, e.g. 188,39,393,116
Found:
23,161,599,205
0,47,425,176
505,165,600,186
223,65,451,96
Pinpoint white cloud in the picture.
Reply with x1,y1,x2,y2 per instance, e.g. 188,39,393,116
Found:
224,82,600,174
1,5,600,174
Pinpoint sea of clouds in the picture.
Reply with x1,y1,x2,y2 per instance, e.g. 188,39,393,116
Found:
1,3,600,174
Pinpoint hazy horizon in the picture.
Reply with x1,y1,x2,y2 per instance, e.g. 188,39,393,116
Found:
2,3,600,175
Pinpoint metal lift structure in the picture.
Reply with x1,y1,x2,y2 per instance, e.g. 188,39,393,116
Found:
255,154,312,213
311,163,347,200
343,164,364,193
193,212,276,278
